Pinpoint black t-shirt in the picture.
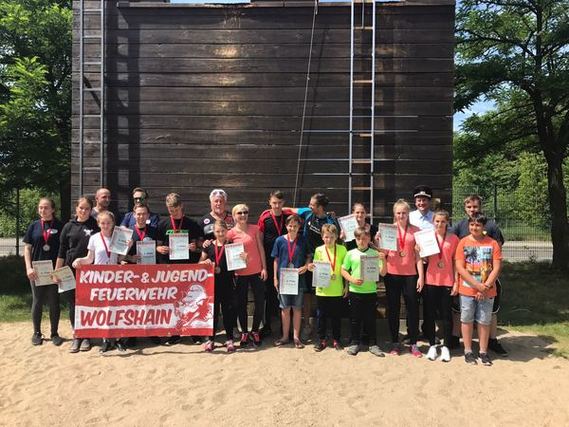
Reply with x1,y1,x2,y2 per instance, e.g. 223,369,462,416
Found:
156,216,204,263
203,242,234,285
303,213,340,254
126,224,158,257
58,217,100,268
198,211,235,241
345,223,378,251
24,218,64,263
451,218,505,245
257,210,291,258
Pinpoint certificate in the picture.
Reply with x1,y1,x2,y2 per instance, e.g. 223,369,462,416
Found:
378,223,398,251
32,260,54,286
136,240,156,265
225,242,247,271
360,255,380,282
414,229,440,258
52,266,76,293
279,268,299,295
312,261,332,288
169,232,189,260
109,226,133,256
338,214,358,242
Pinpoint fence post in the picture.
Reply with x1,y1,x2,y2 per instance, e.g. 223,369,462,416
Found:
15,187,20,257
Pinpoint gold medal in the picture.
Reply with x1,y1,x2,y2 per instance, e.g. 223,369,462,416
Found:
330,273,336,280
288,263,295,268
437,261,444,269
42,244,50,251
399,250,406,257
215,266,221,274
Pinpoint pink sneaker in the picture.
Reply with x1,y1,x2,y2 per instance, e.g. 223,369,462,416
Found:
410,344,423,358
226,340,235,353
204,340,214,352
389,344,401,356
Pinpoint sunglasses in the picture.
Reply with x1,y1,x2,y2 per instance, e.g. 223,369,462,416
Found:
236,211,249,215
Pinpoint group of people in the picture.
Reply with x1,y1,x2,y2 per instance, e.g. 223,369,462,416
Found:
23,185,508,365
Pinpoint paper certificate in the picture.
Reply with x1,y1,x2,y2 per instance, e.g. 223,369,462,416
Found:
414,229,440,258
136,240,156,265
312,261,332,288
338,214,358,242
279,268,299,295
52,266,76,293
360,255,380,282
225,242,247,271
109,226,133,256
32,260,54,286
378,223,398,251
169,232,189,260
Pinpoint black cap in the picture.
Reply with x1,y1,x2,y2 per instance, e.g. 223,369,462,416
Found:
413,185,433,199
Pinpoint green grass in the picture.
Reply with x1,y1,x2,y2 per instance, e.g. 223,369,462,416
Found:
500,223,551,241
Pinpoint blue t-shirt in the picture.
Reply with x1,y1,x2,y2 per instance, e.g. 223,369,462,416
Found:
271,235,308,273
120,211,160,229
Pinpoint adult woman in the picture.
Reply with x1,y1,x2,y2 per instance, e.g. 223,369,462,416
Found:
55,196,99,353
72,211,123,353
226,204,268,348
380,199,424,357
23,197,64,346
199,189,235,241
344,203,378,251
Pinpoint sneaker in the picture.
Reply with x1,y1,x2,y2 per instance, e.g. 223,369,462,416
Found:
369,345,385,357
314,339,327,352
389,343,401,356
80,339,92,352
32,332,43,346
99,339,112,353
440,346,451,362
192,336,203,345
410,344,423,358
426,345,438,361
51,333,63,347
115,339,127,352
252,332,261,347
464,351,477,365
301,324,313,341
333,340,343,351
449,335,460,350
226,340,236,353
240,333,249,348
165,335,181,346
347,344,360,356
204,340,214,352
488,338,508,357
70,338,81,353
479,352,493,366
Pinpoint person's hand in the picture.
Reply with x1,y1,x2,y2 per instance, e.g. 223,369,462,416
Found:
188,242,197,252
475,282,487,293
156,245,170,255
202,239,212,249
483,280,493,291
343,286,349,298
51,273,62,284
475,291,486,301
416,276,424,292
260,268,268,281
339,230,346,240
26,267,37,281
239,252,248,261
120,260,129,265
199,259,213,265
307,262,315,272
378,252,386,261
298,265,308,275
71,259,81,269
127,239,134,250
274,277,279,290
352,278,364,286
451,283,459,296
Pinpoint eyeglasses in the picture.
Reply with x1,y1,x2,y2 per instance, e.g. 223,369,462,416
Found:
133,196,145,201
236,211,249,215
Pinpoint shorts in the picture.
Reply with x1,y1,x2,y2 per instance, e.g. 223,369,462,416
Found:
452,278,502,314
279,292,304,309
460,295,494,325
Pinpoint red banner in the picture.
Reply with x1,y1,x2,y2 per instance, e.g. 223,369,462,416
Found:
74,264,214,339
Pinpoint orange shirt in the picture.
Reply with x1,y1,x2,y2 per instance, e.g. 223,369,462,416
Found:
455,235,502,297
426,233,459,287
386,224,420,276
226,225,263,276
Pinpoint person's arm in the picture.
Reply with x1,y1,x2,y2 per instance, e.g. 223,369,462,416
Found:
24,244,37,281
273,257,279,289
415,246,424,291
378,252,387,277
198,250,211,264
72,250,95,269
255,228,267,280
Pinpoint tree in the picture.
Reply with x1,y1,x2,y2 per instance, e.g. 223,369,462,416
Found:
0,0,72,221
455,0,569,270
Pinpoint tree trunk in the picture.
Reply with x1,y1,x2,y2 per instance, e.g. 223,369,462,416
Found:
544,147,569,270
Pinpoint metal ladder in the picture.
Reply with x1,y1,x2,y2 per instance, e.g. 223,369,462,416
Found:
78,0,105,194
349,0,376,221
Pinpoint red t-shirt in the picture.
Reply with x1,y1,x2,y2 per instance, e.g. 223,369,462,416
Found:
426,233,459,287
226,225,263,276
455,235,502,297
386,224,420,276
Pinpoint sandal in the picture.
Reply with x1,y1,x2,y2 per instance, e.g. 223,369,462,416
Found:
273,338,290,347
294,338,305,349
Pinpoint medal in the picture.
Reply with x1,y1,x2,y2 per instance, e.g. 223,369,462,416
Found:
134,226,146,241
270,212,284,236
214,242,225,274
325,244,337,281
397,223,408,258
437,261,445,269
287,263,295,268
42,244,50,251
286,235,298,269
170,216,183,233
330,273,336,280
435,231,446,269
40,219,53,252
399,250,406,257
100,233,111,260
215,266,221,274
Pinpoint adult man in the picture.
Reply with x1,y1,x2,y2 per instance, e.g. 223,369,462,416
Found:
91,187,111,219
409,185,435,230
450,194,508,356
120,187,160,228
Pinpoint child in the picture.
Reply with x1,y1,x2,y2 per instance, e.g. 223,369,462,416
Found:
272,215,310,349
73,211,125,353
309,224,347,351
423,210,459,362
199,220,237,353
341,226,387,356
455,213,502,366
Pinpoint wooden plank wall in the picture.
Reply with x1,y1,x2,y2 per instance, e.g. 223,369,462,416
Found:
72,0,455,220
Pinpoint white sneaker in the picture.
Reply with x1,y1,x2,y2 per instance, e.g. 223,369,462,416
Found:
427,345,438,361
440,346,451,362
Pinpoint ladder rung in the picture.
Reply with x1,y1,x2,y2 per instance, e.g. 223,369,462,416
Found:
83,35,102,39
358,133,373,137
352,159,372,164
83,61,102,66
84,9,102,12
83,87,102,91
83,167,102,171
353,80,373,84
83,114,102,118
352,187,372,191
353,106,372,110
359,26,375,30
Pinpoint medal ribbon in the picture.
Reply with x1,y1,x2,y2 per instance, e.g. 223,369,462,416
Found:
436,231,446,260
40,219,52,246
397,223,408,253
286,236,298,265
270,212,284,236
100,233,111,259
324,245,337,274
134,226,146,241
214,242,225,266
170,216,183,233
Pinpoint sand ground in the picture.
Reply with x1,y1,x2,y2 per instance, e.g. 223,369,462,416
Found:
1,322,568,426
